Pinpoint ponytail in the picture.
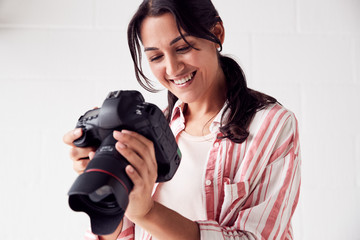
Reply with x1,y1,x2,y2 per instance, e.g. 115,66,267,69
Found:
218,55,277,143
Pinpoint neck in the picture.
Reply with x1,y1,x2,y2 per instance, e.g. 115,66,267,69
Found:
183,101,224,136
183,68,227,136
185,99,224,119
186,67,226,117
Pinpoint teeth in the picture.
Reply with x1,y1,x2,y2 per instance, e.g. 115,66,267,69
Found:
173,73,193,85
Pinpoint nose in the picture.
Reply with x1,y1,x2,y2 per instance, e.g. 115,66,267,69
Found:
165,55,184,77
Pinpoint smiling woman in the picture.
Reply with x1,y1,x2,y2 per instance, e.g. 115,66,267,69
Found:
140,13,226,121
63,0,301,239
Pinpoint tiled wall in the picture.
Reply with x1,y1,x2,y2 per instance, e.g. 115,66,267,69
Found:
0,0,359,239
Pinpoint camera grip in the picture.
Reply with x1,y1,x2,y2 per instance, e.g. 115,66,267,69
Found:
73,127,101,148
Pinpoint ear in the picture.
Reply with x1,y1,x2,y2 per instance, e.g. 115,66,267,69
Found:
212,21,225,46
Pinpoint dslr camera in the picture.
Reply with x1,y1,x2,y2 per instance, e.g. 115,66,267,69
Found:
68,90,181,235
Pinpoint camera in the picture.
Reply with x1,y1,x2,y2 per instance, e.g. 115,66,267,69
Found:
68,90,181,235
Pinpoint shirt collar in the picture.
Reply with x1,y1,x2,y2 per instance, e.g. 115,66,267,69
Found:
170,99,229,134
209,101,229,133
170,100,186,122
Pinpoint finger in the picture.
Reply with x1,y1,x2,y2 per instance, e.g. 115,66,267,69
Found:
89,151,96,160
118,145,158,184
63,128,82,146
121,130,153,146
73,159,90,174
113,130,156,166
69,146,94,161
115,142,149,176
114,135,157,179
125,165,145,193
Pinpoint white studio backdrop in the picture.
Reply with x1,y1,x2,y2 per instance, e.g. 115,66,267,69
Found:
0,0,359,239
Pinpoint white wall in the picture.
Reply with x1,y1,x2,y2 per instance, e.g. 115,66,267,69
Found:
0,0,359,239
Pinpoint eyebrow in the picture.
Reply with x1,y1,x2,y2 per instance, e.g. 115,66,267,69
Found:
144,33,190,52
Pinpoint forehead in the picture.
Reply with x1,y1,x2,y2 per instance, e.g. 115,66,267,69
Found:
140,13,185,47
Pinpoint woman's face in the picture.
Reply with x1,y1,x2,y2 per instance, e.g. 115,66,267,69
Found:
140,13,225,104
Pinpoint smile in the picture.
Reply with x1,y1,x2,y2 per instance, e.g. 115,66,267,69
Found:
172,71,196,85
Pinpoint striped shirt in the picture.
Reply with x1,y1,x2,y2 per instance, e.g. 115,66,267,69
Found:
85,101,301,240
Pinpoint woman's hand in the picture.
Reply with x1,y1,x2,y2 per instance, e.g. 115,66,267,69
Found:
113,130,158,222
63,128,96,174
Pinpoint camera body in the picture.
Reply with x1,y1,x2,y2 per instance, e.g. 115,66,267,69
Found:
68,90,181,235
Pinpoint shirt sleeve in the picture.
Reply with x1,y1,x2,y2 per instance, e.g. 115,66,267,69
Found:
197,109,301,240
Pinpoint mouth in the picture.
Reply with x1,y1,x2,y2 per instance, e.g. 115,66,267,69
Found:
171,71,196,85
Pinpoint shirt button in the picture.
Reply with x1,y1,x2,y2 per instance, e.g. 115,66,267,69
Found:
206,180,212,186
214,142,220,148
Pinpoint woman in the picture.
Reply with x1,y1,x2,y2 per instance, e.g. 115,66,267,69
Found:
63,0,301,239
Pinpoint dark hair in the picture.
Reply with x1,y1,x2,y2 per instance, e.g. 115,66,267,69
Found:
127,0,277,143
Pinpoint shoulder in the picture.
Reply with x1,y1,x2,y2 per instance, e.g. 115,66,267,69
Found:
246,103,299,153
249,103,298,135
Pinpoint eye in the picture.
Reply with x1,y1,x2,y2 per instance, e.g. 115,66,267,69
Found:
176,45,191,53
149,54,163,62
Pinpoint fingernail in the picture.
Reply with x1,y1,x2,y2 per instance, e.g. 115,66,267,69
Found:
113,130,122,139
126,165,134,173
74,128,82,136
116,142,126,149
121,129,131,134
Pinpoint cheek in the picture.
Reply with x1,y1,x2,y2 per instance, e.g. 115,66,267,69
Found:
202,47,219,65
149,63,162,77
190,47,218,69
149,64,168,84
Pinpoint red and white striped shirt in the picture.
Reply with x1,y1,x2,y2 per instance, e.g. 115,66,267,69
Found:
85,101,301,240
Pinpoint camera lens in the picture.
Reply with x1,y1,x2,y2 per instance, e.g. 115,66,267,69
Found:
97,194,118,209
76,194,122,215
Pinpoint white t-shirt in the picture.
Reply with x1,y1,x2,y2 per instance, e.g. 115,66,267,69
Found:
152,130,216,221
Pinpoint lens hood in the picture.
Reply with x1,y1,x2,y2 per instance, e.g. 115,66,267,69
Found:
68,171,128,235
